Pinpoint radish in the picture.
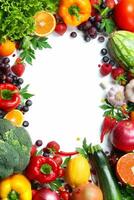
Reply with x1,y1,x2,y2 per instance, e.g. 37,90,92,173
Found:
110,120,134,152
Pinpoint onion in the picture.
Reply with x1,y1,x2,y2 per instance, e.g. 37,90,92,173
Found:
71,183,103,200
33,188,60,200
110,120,134,151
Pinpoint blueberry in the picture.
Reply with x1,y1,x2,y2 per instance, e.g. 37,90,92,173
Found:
35,140,43,147
25,99,32,107
109,60,115,66
17,78,24,85
102,56,110,63
98,36,105,43
23,120,29,127
100,48,107,56
70,32,77,38
84,35,91,42
22,106,29,112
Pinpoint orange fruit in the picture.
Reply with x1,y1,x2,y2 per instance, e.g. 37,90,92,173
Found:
4,109,24,127
34,11,56,37
0,40,16,57
116,153,134,186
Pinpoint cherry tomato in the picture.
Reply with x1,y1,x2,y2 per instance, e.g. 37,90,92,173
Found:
114,0,134,32
53,155,63,166
46,141,60,153
60,191,70,200
55,23,67,35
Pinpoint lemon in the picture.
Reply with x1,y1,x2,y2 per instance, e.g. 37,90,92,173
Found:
65,154,91,188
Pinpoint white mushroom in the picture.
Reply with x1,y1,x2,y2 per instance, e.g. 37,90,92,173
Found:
125,79,134,103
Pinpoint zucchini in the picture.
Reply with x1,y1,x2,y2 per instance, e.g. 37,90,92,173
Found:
88,145,122,200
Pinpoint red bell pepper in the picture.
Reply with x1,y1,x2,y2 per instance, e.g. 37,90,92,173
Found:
25,155,58,184
0,83,21,111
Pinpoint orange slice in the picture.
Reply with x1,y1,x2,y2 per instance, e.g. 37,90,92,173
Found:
116,153,134,186
4,109,24,127
34,11,56,37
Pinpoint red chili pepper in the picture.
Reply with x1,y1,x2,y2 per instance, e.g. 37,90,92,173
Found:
25,155,58,184
58,151,78,156
0,83,21,111
100,116,117,143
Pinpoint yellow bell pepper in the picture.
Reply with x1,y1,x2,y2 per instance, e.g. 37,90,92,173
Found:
0,174,32,200
58,0,91,26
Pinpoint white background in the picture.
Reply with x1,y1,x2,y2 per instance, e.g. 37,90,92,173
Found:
23,29,111,151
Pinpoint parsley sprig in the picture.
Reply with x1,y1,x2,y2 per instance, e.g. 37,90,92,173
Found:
20,36,51,65
94,2,116,34
100,99,128,121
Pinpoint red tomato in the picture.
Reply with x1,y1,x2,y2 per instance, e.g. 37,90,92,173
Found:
114,0,134,32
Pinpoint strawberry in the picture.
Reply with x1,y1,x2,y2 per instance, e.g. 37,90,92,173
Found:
105,0,115,9
11,62,25,77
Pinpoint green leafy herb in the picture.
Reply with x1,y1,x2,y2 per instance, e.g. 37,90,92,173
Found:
101,18,116,34
100,99,128,121
127,102,134,112
120,185,134,200
20,36,51,64
49,179,63,191
20,84,34,104
76,138,89,158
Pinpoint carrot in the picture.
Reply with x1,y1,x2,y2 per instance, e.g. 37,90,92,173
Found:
116,153,134,186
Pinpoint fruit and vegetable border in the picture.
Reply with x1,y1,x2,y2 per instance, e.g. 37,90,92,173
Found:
0,0,134,199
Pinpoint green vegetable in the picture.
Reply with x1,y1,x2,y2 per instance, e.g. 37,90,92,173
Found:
88,144,122,200
20,36,51,64
0,140,19,178
0,119,32,178
107,31,134,72
0,0,59,42
120,185,134,200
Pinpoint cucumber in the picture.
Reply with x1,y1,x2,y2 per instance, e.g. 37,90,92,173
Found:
88,145,122,200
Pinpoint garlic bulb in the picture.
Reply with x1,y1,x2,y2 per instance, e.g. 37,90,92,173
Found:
107,85,126,107
125,79,134,103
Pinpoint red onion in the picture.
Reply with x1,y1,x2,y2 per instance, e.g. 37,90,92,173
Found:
33,188,60,200
110,120,134,152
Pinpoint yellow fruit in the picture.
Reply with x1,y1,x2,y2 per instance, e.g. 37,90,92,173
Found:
65,155,91,188
34,11,56,37
4,109,24,127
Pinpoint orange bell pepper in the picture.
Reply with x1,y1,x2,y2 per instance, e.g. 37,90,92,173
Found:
0,174,32,200
58,0,91,26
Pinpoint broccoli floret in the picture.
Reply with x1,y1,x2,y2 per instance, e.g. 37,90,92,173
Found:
0,119,14,139
2,127,32,172
0,140,19,179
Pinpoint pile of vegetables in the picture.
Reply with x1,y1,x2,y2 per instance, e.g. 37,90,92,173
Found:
0,0,133,199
